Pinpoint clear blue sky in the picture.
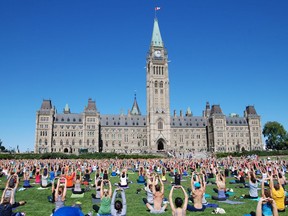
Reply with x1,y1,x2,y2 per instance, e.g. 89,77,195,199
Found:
0,0,287,152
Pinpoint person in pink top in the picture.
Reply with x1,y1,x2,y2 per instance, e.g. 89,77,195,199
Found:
35,171,41,184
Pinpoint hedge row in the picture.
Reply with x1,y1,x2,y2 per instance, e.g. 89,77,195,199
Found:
0,152,162,160
216,150,288,158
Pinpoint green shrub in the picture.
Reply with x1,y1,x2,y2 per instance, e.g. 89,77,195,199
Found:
216,150,288,158
0,152,161,160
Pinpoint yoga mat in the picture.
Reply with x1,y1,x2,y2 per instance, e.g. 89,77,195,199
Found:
92,198,101,204
218,200,245,205
251,197,260,201
226,191,235,196
204,203,219,208
37,187,49,190
18,188,26,191
205,194,211,198
71,193,85,198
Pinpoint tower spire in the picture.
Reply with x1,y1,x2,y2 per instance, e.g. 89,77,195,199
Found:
151,18,163,47
130,92,141,115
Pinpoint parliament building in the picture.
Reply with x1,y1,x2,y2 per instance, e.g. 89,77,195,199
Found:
34,19,263,154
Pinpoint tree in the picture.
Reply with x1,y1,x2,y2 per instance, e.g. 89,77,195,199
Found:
262,121,287,150
0,139,6,152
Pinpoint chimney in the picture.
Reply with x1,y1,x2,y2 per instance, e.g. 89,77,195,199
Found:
173,110,176,117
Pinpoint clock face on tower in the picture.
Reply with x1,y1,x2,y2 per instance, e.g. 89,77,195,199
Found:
154,50,162,58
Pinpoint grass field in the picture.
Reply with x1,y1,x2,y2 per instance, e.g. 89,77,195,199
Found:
0,171,287,216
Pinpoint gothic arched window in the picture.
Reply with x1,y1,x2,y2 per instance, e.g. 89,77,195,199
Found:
158,121,163,130
155,81,158,88
160,81,163,88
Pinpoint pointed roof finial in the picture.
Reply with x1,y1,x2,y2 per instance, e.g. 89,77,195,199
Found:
130,92,141,115
64,103,70,114
151,18,163,47
186,107,192,117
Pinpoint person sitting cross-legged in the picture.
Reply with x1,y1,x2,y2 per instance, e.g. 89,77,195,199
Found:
212,172,228,201
93,179,112,215
187,172,206,212
72,173,84,194
143,175,168,214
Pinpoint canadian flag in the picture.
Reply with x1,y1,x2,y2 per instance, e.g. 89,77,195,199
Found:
155,7,161,11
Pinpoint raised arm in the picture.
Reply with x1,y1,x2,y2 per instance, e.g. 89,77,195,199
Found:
256,197,264,216
271,199,279,216
100,179,104,198
159,176,164,194
108,180,112,197
275,169,281,186
247,171,251,183
111,189,117,209
62,178,67,200
152,176,156,194
1,188,7,203
269,173,274,190
191,173,195,193
14,174,19,189
119,189,126,213
201,173,206,191
5,175,12,188
261,178,266,198
55,178,61,200
180,185,189,210
169,186,176,212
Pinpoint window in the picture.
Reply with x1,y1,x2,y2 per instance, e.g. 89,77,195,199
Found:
159,81,163,88
158,121,163,130
155,81,158,88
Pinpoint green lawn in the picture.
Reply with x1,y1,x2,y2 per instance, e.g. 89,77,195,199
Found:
0,172,287,216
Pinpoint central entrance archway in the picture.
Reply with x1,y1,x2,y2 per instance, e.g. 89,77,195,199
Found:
157,139,165,151
64,148,69,153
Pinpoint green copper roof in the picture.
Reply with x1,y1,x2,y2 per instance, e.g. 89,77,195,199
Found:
151,19,163,47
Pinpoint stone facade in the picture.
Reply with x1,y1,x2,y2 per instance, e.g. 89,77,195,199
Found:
34,19,263,154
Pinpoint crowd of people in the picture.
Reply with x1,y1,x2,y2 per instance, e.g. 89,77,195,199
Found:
0,155,287,216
